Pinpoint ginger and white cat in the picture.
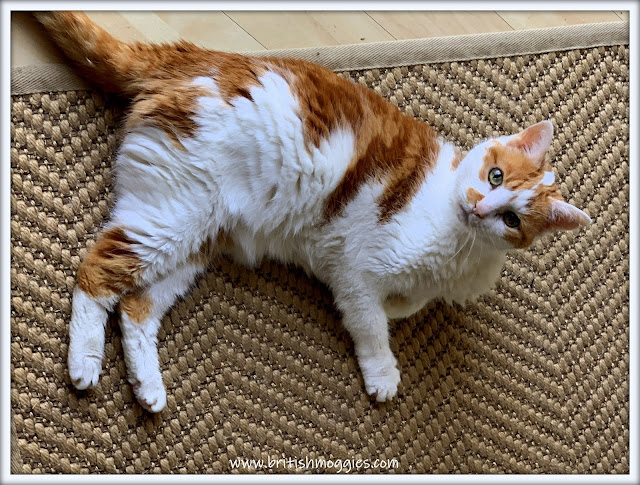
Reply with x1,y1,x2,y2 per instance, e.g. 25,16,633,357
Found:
37,12,591,412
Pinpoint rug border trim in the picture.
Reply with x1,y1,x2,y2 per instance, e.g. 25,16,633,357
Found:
11,20,629,96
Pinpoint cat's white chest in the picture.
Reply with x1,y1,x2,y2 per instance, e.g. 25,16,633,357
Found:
382,245,505,319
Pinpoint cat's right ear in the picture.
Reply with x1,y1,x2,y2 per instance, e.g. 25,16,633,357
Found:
545,199,592,232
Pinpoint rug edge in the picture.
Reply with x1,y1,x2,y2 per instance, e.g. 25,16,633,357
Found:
11,21,629,95
248,20,630,71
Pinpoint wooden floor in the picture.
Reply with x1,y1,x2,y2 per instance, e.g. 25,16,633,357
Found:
11,10,628,67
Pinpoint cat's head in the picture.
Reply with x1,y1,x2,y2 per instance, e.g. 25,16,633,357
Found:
455,120,591,249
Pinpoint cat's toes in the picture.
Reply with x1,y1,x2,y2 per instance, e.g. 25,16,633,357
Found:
364,367,401,402
68,354,102,390
132,378,167,413
360,355,401,402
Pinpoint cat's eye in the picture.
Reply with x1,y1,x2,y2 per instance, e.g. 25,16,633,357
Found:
488,168,503,187
503,211,520,228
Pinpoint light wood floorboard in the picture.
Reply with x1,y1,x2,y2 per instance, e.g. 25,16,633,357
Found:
10,11,626,68
366,11,514,38
226,11,395,49
496,10,621,30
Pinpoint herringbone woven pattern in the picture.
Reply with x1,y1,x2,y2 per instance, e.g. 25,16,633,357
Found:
11,44,629,473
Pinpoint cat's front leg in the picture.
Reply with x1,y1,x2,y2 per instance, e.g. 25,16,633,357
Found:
334,289,401,402
357,332,401,402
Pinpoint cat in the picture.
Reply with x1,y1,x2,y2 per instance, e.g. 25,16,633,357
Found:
36,12,591,413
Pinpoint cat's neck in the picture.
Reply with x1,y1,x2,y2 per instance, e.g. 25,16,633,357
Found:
413,139,467,233
376,138,503,275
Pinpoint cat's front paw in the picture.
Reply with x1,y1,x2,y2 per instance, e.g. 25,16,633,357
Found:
131,377,167,413
359,354,401,402
68,352,102,390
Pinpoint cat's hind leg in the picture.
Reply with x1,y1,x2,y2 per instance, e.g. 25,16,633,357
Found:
69,227,144,390
118,261,205,413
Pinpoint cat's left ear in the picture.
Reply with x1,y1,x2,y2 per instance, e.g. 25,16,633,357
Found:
546,199,592,231
506,120,554,165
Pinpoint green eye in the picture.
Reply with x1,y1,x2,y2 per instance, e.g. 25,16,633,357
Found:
488,167,503,186
503,211,520,228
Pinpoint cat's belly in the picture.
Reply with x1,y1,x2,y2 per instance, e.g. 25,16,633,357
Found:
185,73,357,237
114,71,359,270
382,282,475,320
383,294,430,320
379,249,507,320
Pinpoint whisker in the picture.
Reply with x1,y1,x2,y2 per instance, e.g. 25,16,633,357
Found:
462,231,477,268
445,232,471,265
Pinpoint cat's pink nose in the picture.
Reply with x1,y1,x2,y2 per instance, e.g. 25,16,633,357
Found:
472,202,487,219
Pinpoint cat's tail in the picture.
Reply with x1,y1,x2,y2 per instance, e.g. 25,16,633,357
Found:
34,11,162,96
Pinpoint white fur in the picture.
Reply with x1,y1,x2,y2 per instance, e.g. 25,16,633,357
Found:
540,170,555,186
69,70,559,408
68,288,117,389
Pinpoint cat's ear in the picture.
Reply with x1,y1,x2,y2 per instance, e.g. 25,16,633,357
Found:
506,120,554,164
545,199,592,231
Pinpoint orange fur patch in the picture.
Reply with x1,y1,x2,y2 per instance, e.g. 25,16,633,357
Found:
76,228,142,298
273,60,365,149
502,194,558,248
38,13,269,98
376,124,440,223
188,230,234,266
119,41,268,103
35,12,139,94
192,55,442,223
126,81,210,148
480,143,548,191
122,48,268,147
294,70,441,222
119,290,153,324
466,187,484,206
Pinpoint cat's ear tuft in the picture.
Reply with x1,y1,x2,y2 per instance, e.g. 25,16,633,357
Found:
546,199,592,231
506,120,554,163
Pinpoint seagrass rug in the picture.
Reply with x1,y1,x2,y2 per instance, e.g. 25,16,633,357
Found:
10,21,630,474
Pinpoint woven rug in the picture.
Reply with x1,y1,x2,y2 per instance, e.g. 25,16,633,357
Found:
10,21,630,474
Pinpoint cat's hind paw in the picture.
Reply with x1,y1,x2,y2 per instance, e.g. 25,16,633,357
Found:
131,377,167,413
68,354,102,390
